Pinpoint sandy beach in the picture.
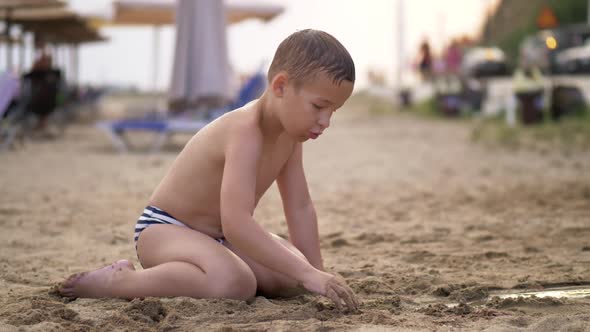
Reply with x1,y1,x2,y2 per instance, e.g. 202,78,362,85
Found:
1,95,589,331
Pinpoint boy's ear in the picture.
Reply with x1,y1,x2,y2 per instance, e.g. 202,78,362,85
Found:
271,72,288,97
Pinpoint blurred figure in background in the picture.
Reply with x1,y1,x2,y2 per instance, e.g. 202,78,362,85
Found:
431,39,465,116
417,39,433,81
444,39,463,75
434,73,463,116
32,48,53,71
512,52,545,125
23,40,63,134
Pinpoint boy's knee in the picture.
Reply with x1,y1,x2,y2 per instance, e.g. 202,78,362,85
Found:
209,266,257,300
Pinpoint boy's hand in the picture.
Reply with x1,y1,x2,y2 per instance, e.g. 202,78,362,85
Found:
302,269,359,312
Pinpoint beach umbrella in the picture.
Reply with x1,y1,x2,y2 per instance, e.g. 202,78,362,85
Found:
111,0,284,26
105,0,283,92
7,6,106,82
0,0,65,70
168,0,230,111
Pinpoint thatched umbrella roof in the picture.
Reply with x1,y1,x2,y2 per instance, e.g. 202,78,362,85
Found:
7,7,106,44
108,0,284,26
0,0,64,10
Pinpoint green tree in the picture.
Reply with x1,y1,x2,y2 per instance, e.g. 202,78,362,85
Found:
482,0,588,61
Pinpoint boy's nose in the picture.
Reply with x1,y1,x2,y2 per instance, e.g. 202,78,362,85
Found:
318,113,331,129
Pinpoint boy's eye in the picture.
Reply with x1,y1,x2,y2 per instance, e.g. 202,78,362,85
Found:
311,103,322,110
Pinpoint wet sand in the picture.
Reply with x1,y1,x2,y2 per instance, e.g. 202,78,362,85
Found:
1,95,589,331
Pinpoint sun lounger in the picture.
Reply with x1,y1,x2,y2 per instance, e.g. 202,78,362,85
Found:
95,117,209,153
0,72,22,151
96,72,266,153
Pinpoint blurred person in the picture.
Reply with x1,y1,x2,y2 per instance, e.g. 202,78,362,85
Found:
417,39,433,81
32,49,52,71
434,74,463,116
57,29,359,312
444,39,463,75
23,43,62,134
513,53,545,125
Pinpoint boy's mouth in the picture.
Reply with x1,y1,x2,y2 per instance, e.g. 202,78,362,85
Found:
309,131,321,139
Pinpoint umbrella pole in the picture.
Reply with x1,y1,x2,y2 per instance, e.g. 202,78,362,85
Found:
18,31,24,74
71,44,79,86
395,0,405,105
153,25,161,92
4,8,13,71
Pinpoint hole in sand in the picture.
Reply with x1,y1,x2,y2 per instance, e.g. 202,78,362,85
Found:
443,286,590,308
493,286,590,300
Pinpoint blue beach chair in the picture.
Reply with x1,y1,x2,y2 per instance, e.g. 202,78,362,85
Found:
96,72,266,153
0,72,22,151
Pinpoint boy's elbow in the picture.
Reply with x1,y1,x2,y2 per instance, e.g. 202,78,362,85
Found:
220,212,249,242
221,223,248,247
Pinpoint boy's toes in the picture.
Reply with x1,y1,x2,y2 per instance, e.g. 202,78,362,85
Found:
57,272,86,297
59,287,75,298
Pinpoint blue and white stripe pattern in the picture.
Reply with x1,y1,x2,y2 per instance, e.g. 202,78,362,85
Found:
134,206,188,244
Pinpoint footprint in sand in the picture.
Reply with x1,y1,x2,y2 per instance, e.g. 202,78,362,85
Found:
330,238,351,248
349,276,396,295
403,250,435,263
124,298,168,323
560,227,590,237
354,232,397,244
0,207,24,216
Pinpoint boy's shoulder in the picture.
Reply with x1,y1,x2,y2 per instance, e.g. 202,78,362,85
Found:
209,104,264,146
225,104,261,131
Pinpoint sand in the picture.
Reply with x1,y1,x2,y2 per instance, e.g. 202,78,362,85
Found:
1,95,589,331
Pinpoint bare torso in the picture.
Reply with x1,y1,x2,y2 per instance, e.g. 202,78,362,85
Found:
148,103,295,238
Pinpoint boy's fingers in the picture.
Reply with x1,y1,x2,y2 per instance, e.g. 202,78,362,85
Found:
341,282,359,309
346,285,360,309
332,278,358,309
343,286,358,310
334,284,356,311
326,288,342,310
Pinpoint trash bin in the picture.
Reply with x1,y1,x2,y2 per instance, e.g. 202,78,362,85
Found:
515,89,544,125
512,66,545,125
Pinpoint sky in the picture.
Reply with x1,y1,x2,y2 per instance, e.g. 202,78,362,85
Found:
61,0,498,91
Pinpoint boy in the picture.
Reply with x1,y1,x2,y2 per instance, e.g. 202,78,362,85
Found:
59,29,358,312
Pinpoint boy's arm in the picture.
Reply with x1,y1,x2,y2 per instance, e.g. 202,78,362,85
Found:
221,123,358,311
220,125,316,282
276,143,324,271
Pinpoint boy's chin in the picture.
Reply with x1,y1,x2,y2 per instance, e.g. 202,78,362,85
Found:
285,132,310,142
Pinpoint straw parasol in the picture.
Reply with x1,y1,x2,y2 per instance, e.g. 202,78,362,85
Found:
110,0,284,26
11,7,105,44
0,0,64,10
0,0,65,69
3,4,106,81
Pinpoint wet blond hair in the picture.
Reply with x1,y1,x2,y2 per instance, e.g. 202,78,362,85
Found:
268,29,355,87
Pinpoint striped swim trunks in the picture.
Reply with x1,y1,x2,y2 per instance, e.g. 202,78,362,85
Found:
134,206,189,244
134,205,225,246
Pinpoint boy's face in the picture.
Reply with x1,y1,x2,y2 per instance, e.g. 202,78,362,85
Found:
275,72,354,142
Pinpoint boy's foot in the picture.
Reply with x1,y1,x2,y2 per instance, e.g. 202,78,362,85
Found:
58,259,135,298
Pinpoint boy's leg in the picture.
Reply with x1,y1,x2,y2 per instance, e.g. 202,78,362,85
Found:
223,233,309,297
58,224,256,300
